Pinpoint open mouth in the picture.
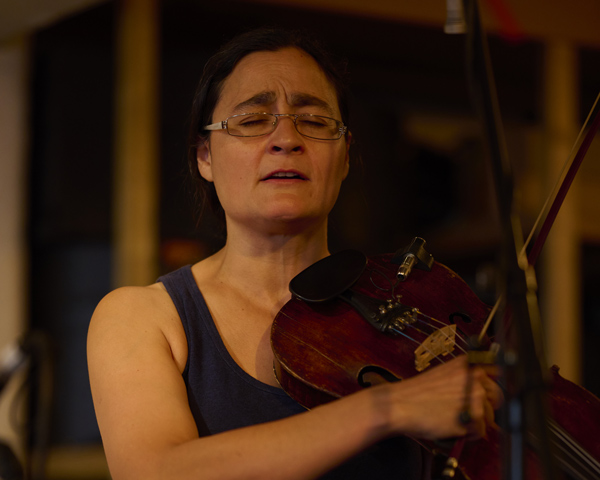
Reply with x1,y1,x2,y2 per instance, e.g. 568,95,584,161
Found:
263,170,307,181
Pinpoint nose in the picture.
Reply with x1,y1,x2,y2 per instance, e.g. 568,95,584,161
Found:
267,115,305,155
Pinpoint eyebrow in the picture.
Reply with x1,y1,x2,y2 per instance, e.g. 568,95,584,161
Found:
289,93,336,117
232,91,337,117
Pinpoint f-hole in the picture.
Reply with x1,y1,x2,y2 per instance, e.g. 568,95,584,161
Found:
358,366,402,388
449,311,472,324
449,311,473,339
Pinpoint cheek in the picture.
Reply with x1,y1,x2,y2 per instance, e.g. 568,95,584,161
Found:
313,152,348,205
209,153,251,205
208,142,248,184
326,150,350,186
212,165,244,198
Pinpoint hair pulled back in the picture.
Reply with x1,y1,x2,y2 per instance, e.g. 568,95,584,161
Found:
187,27,350,227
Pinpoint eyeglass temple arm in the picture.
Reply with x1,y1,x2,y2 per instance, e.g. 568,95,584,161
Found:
204,121,226,131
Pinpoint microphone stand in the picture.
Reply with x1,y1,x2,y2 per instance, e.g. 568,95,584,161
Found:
460,1,557,479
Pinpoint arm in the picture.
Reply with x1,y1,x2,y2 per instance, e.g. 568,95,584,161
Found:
87,286,501,480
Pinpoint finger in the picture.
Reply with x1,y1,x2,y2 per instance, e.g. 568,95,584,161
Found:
462,384,488,440
484,399,499,431
482,376,504,410
480,364,501,379
464,414,486,440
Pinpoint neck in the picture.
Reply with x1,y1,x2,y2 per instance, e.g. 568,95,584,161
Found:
206,219,330,306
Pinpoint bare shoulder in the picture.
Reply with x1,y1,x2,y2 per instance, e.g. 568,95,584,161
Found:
87,282,200,477
91,283,173,323
88,282,187,373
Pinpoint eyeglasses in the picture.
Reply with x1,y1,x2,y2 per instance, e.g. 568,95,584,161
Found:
204,113,347,140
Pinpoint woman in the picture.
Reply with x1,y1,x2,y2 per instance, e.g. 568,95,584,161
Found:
87,28,502,480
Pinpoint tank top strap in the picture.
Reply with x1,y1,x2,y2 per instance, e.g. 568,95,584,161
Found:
157,265,200,375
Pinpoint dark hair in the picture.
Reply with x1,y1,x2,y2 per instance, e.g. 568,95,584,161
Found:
187,27,350,228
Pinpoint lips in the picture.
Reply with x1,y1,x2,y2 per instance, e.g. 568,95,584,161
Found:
262,169,308,181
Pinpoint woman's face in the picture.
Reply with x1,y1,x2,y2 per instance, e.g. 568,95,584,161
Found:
197,47,350,235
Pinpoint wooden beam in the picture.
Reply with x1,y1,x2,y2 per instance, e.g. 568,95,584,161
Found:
0,34,30,462
540,41,581,382
243,0,600,47
112,0,160,287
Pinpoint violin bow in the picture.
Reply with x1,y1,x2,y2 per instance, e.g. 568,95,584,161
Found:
527,93,600,267
478,92,600,343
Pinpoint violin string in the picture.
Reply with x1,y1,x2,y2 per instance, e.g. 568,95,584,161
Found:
385,265,474,353
404,323,442,341
403,313,464,359
389,326,431,348
414,311,470,353
387,306,460,349
390,327,453,366
369,265,471,363
547,419,600,477
409,321,464,357
418,312,470,348
373,251,598,473
363,268,447,363
387,314,457,366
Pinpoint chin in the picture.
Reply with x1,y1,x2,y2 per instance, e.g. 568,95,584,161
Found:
260,211,326,235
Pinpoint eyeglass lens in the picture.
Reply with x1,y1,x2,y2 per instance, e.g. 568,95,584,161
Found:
227,114,342,139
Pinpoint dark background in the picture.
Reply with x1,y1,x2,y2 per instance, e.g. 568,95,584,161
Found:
29,0,600,445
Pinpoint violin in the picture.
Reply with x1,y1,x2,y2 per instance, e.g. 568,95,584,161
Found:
271,246,600,479
273,0,600,476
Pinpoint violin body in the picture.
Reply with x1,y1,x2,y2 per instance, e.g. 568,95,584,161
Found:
272,254,492,406
271,252,600,479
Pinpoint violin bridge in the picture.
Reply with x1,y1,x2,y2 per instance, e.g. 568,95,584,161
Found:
414,325,457,372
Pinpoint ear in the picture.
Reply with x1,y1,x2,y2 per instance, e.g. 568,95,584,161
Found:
342,131,352,179
196,139,214,182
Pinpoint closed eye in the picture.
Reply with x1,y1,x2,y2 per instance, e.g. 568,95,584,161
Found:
238,116,271,126
298,117,333,127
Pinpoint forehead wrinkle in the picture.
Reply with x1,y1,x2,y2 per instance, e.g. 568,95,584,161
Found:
231,91,276,114
229,89,337,117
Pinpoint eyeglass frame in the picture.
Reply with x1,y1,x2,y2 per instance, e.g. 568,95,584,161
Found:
203,112,348,140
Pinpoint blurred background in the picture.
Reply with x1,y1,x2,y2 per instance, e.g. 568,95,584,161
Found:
0,0,599,478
